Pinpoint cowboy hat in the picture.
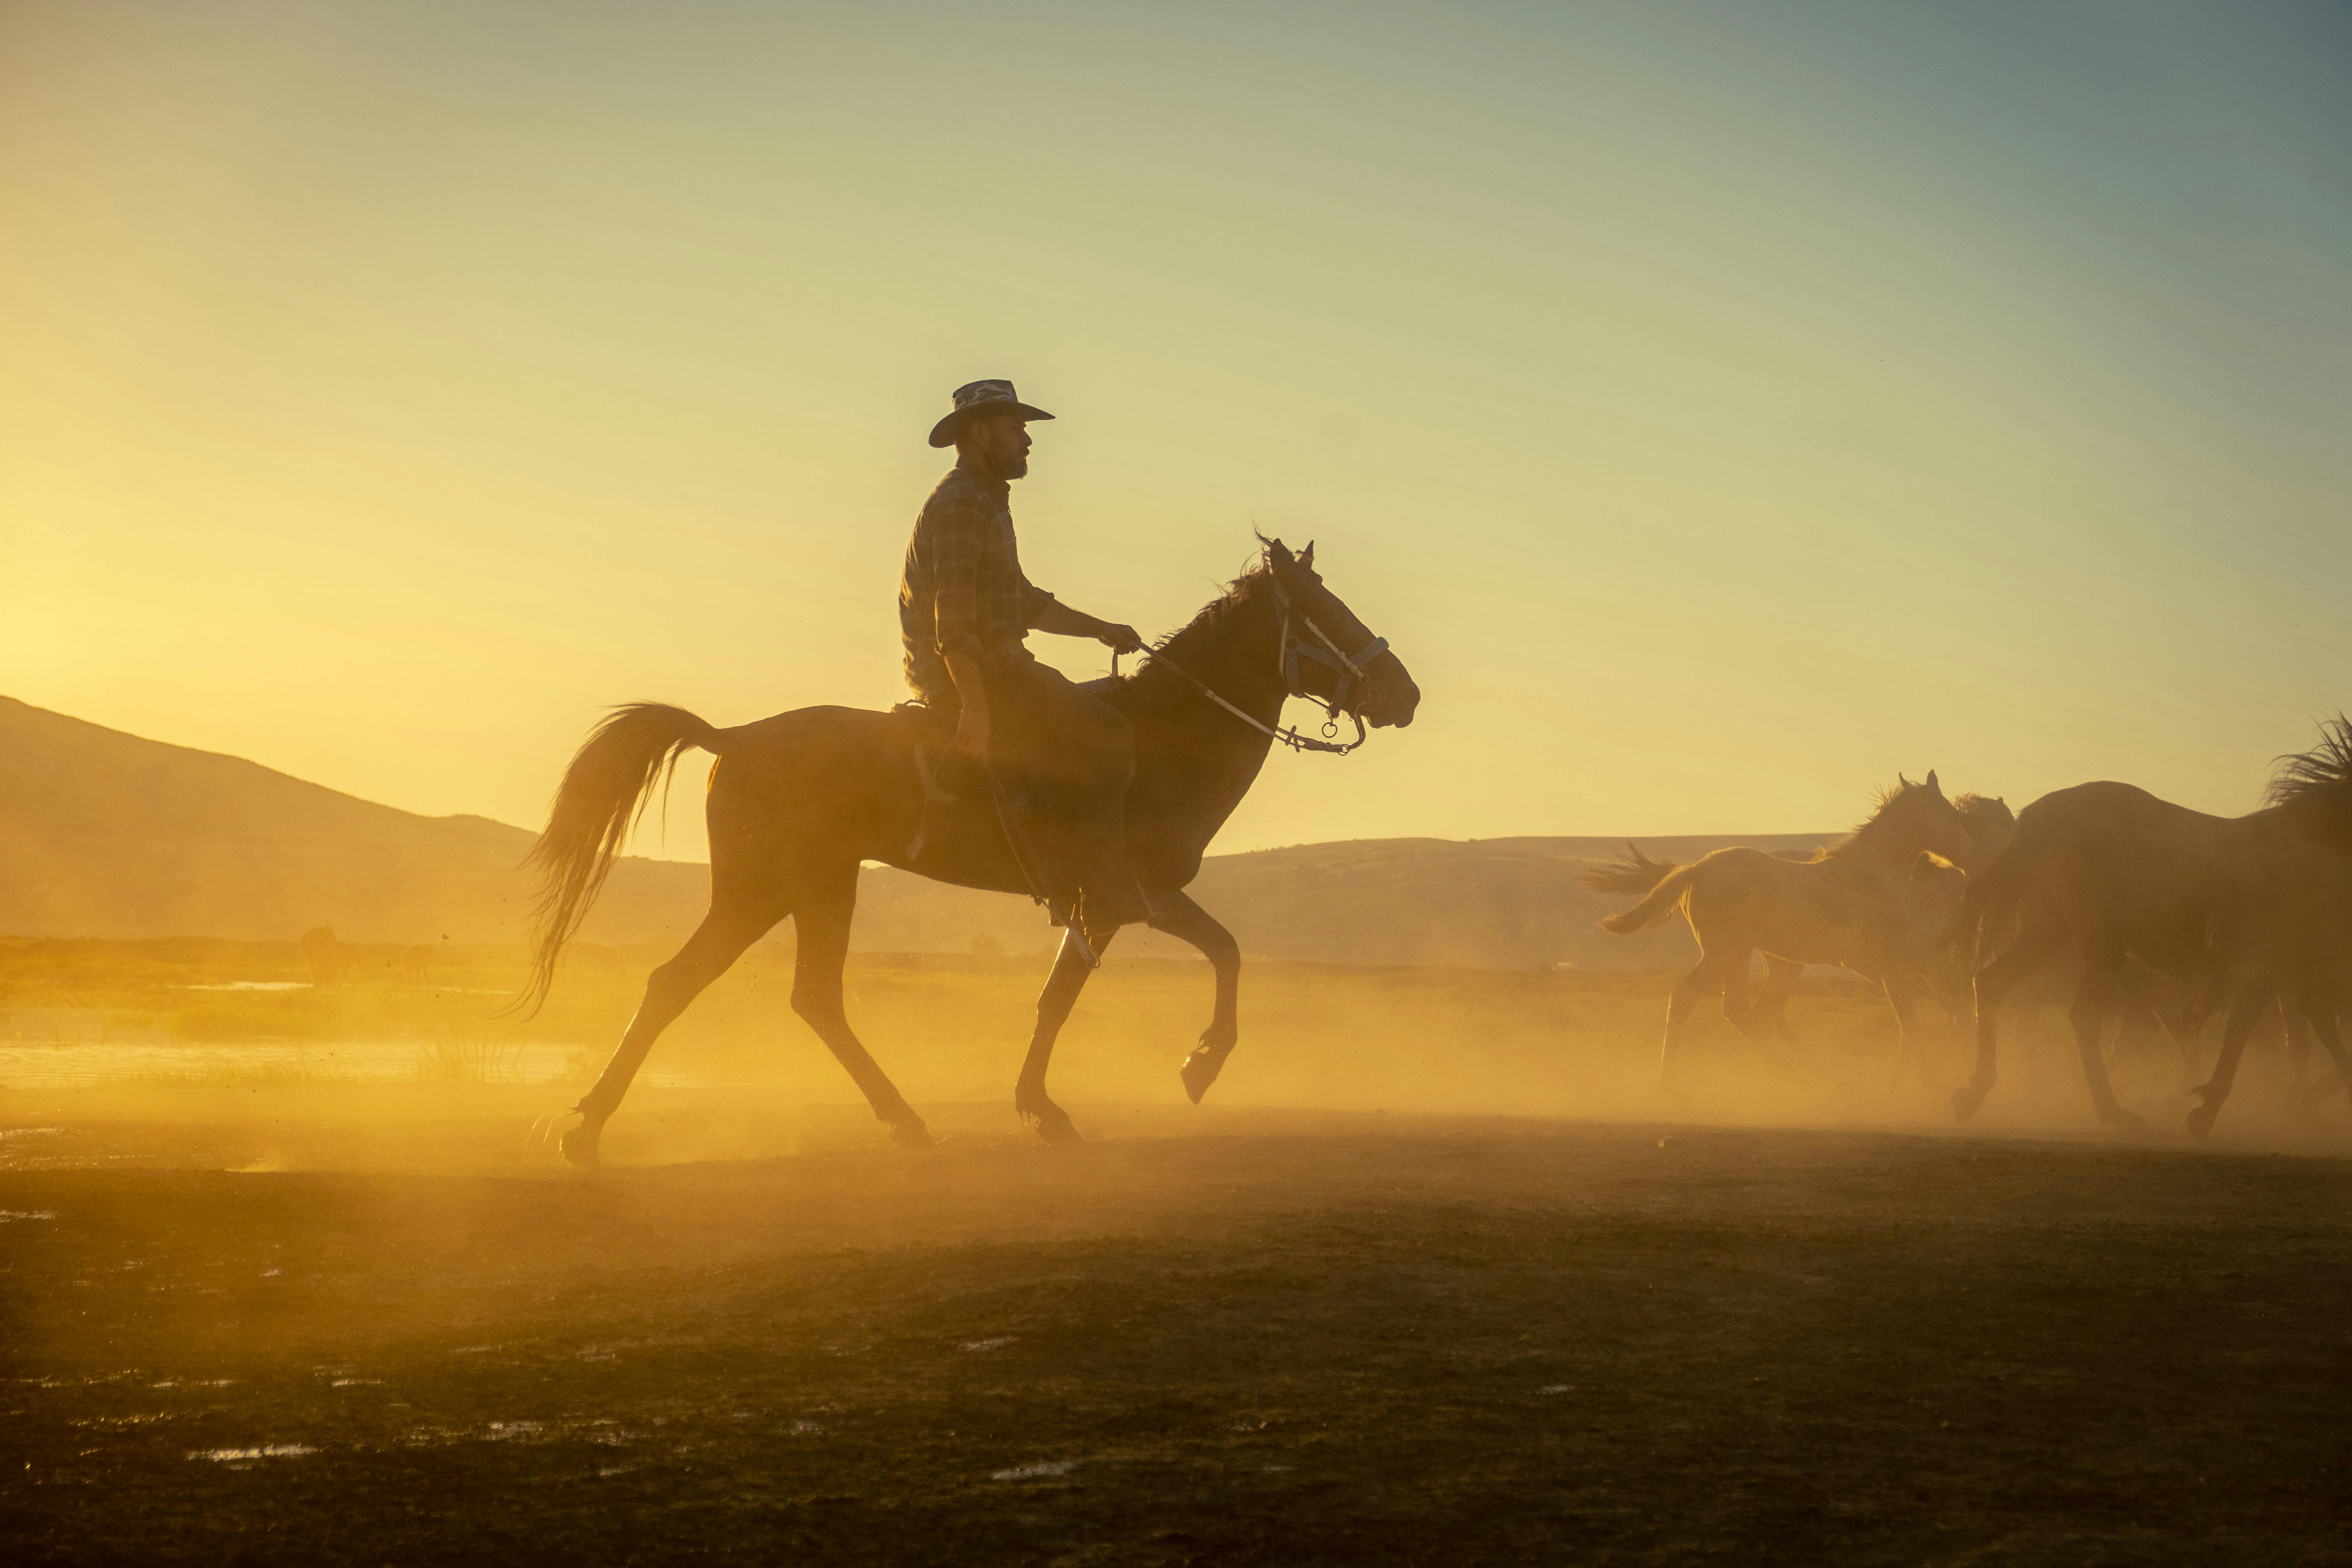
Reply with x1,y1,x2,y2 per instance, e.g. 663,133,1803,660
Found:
928,379,1055,448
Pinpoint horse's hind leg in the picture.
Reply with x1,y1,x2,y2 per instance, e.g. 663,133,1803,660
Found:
1659,954,1725,1100
565,902,781,1167
1720,949,1798,1081
1015,923,1121,1143
1879,974,1930,1092
1152,891,1242,1106
790,867,932,1148
1755,957,1804,1056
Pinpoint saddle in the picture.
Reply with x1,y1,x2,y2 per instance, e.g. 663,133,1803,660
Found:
889,703,1073,924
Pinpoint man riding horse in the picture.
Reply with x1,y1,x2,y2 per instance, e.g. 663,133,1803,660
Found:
903,379,1150,939
522,381,1419,1161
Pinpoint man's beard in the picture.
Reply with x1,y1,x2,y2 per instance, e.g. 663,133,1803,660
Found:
999,452,1029,479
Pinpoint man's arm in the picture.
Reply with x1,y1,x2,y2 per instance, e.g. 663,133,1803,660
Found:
929,500,991,762
1026,587,1144,655
943,649,990,763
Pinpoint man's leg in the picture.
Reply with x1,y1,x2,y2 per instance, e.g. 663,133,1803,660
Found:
991,659,1144,928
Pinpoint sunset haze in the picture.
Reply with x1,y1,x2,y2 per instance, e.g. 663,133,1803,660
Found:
7,0,2349,860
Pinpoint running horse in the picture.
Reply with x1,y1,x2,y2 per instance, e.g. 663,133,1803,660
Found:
1954,717,2352,1136
524,539,1419,1165
1581,775,1981,1095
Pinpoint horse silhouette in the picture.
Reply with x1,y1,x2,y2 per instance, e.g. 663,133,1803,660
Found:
522,539,1419,1165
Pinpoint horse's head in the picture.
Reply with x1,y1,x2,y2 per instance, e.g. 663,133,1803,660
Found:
1262,537,1421,729
1953,792,2015,859
1882,770,1978,870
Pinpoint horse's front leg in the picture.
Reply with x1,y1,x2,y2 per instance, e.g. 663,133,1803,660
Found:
1879,972,1928,1091
2070,942,2145,1133
2186,985,2269,1138
1015,922,1121,1142
1954,921,2059,1124
1146,890,1242,1104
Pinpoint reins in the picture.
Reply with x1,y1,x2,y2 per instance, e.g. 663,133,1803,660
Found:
1116,573,1387,757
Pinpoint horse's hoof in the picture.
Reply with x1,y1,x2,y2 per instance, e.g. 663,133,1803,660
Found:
2185,1104,2218,1139
890,1119,935,1150
1950,1084,1987,1124
1016,1098,1083,1144
559,1122,603,1169
2104,1106,2149,1136
1179,1047,1228,1106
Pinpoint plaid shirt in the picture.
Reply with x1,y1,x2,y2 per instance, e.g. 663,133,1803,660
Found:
899,464,1056,701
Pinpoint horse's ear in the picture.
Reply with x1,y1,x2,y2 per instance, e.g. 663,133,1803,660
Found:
1299,540,1315,569
1926,769,1941,794
1899,773,1913,788
1265,537,1294,568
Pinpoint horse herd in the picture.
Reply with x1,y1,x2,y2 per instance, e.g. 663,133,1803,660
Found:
524,538,2344,1161
1583,724,2352,1139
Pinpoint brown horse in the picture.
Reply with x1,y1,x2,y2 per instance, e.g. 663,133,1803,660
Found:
1909,797,2208,1090
2168,724,2352,1135
523,540,1419,1165
1581,774,1980,1094
1953,718,2352,1136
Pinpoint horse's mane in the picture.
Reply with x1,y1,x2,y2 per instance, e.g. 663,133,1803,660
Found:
1109,557,1281,715
1953,790,2013,835
2264,715,2352,827
1815,777,1939,861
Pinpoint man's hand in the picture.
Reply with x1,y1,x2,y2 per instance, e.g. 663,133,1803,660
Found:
1032,597,1144,655
950,707,992,764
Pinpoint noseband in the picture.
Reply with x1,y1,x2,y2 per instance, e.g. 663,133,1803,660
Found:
1274,573,1390,724
1125,569,1390,756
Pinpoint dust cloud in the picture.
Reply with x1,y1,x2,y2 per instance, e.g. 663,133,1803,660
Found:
8,936,2351,1564
3,934,2337,1167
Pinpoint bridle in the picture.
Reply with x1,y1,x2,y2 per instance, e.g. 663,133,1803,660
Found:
1121,567,1391,756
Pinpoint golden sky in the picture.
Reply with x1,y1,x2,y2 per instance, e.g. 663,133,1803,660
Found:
6,0,2350,860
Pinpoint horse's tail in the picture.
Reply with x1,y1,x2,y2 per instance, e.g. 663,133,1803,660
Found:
1595,856,1705,935
514,703,726,1015
1579,842,1679,897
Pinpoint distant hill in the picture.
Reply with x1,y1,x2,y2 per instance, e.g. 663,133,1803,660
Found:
0,696,1826,968
0,697,709,948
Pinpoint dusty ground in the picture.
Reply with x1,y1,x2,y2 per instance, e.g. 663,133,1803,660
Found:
5,1105,2351,1566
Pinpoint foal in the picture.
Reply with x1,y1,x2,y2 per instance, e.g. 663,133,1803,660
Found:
1583,774,1978,1095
